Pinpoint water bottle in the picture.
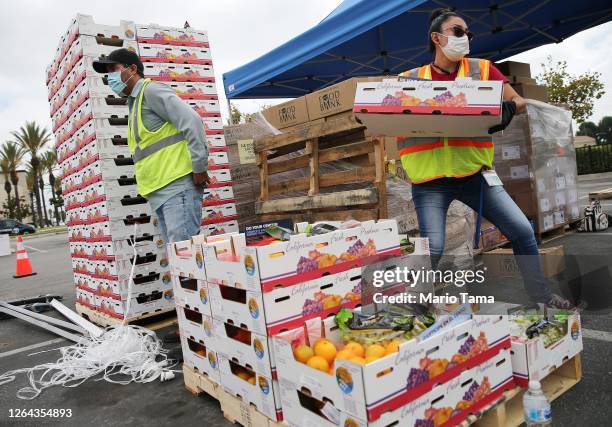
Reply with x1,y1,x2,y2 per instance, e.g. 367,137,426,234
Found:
523,380,552,426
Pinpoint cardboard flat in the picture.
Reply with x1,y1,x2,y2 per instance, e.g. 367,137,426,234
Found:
495,61,531,77
482,245,565,278
262,97,310,130
512,83,549,102
354,79,503,137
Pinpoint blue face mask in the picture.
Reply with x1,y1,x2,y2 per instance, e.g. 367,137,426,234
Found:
108,71,128,97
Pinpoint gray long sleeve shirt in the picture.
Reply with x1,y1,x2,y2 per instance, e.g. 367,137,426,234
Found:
127,78,208,211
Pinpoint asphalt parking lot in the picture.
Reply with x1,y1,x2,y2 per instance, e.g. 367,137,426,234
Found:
0,173,611,426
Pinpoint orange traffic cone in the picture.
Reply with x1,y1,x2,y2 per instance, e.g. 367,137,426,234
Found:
13,235,36,278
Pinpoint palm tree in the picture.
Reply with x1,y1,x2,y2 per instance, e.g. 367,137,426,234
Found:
25,166,36,226
0,141,26,219
0,158,12,216
41,150,60,225
12,121,50,227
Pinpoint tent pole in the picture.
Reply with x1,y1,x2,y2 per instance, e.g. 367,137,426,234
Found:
227,99,233,125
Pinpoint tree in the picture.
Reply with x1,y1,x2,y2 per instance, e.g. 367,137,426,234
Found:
41,150,61,225
0,158,12,217
25,165,36,226
12,121,50,227
1,196,31,222
597,116,612,145
536,56,605,124
0,141,26,219
576,121,597,137
227,104,242,125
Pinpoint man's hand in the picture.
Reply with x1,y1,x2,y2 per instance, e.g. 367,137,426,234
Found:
193,172,209,187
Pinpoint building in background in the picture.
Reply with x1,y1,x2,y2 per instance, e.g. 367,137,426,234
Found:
0,169,33,223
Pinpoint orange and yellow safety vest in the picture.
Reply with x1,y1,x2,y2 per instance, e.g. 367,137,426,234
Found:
397,58,494,184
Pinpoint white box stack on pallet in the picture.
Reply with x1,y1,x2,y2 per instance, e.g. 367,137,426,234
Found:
135,22,239,237
47,15,174,323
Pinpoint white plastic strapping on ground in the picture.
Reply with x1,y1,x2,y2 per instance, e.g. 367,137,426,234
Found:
0,224,178,399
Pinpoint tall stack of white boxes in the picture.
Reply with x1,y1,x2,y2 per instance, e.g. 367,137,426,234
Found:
46,15,239,324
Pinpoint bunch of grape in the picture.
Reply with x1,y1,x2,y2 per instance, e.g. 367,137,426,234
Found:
381,94,401,106
458,335,476,355
352,279,364,294
433,91,453,104
462,380,479,402
297,257,318,274
406,368,429,388
302,299,324,316
347,240,365,257
414,419,434,427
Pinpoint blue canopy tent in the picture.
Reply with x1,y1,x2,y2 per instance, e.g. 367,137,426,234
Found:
223,0,612,99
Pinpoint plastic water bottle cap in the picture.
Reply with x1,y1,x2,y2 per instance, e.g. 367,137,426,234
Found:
528,380,542,390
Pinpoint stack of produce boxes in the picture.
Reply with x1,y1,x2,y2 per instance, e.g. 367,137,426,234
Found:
47,15,174,322
135,23,239,236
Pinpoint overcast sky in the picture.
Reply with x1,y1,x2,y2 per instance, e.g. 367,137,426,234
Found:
1,0,611,149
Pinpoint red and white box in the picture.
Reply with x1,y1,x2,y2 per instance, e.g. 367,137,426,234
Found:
169,82,217,100
200,220,239,237
83,134,131,159
139,44,212,64
203,220,401,292
77,119,129,146
207,151,229,170
88,254,165,281
203,117,224,135
99,289,174,319
186,100,221,117
88,235,164,261
87,216,157,242
207,169,232,187
68,224,88,242
203,186,235,206
172,276,211,315
207,134,226,150
136,24,209,47
177,304,216,344
167,236,207,280
85,198,150,224
181,333,220,384
218,355,283,422
84,156,136,181
273,312,511,423
65,14,136,41
83,180,139,205
143,63,215,82
510,311,582,387
65,36,138,69
202,203,237,225
96,271,172,300
213,318,276,379
76,287,98,309
209,268,362,336
354,79,503,137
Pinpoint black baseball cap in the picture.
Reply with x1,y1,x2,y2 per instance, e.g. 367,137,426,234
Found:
92,48,144,74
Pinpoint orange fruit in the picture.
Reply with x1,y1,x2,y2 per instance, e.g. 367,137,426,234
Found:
247,376,256,385
307,356,330,373
386,340,401,355
237,371,251,381
344,342,365,358
348,356,365,366
293,344,314,364
313,339,337,364
336,349,353,360
365,344,386,359
365,355,381,364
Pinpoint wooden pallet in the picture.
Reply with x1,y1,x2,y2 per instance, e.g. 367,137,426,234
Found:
589,187,612,200
254,115,387,222
183,364,284,427
459,354,582,427
75,302,177,331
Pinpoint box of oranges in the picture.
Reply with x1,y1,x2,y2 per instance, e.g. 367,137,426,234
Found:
176,304,217,346
172,276,211,315
273,311,512,423
217,354,283,421
202,219,401,293
168,235,207,280
180,333,221,385
208,268,363,336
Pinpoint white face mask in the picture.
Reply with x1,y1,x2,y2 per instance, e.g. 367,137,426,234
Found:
440,34,470,62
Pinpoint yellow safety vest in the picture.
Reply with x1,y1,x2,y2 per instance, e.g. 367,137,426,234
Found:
397,58,494,184
127,79,193,197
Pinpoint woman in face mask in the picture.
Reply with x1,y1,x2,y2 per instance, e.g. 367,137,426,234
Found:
396,8,575,309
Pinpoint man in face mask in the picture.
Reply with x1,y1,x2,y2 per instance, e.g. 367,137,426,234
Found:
93,48,209,243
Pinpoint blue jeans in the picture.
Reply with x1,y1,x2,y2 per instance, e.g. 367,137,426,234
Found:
412,172,552,303
155,187,203,243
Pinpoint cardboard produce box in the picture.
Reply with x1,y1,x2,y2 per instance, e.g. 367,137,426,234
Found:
495,60,531,77
354,79,503,137
512,83,549,102
482,245,565,278
262,97,310,130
